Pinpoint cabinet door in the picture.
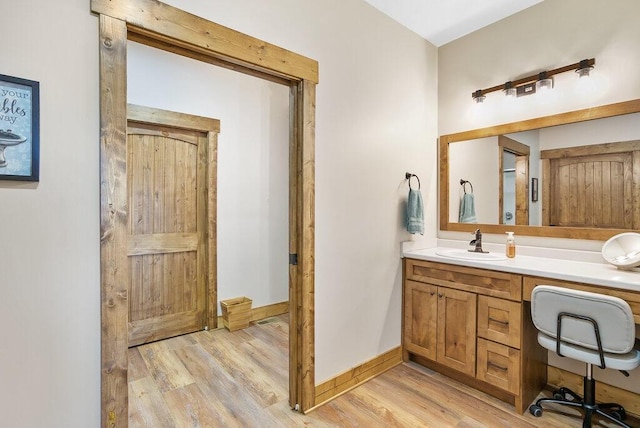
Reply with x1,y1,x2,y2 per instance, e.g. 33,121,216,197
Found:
437,288,477,376
404,280,438,360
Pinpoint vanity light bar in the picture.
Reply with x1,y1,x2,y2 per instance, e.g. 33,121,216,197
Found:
472,58,595,103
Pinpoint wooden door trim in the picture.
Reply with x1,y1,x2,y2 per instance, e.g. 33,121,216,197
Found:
95,1,318,425
91,0,318,83
128,103,220,132
98,15,128,427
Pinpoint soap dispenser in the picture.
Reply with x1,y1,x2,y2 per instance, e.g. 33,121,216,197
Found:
506,232,516,258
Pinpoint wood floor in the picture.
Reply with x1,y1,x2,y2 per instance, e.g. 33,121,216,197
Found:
129,314,637,427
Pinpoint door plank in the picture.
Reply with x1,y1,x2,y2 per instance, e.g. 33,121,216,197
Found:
127,232,198,255
129,309,203,346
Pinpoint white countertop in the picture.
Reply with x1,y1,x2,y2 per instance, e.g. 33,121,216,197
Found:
403,247,640,293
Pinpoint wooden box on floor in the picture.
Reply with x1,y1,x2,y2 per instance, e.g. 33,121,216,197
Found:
221,297,252,331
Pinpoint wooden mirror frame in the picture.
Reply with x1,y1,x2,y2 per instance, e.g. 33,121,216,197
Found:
92,0,318,425
440,98,640,240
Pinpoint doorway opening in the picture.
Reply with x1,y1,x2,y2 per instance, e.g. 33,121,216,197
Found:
93,1,318,425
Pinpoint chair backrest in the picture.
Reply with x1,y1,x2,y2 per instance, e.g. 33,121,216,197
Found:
531,285,636,354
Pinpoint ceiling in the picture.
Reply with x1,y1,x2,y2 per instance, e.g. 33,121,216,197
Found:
363,0,543,47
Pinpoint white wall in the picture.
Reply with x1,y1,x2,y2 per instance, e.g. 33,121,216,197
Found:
127,41,290,311
439,0,640,250
0,0,437,425
0,0,100,426
539,112,640,150
448,137,499,223
440,0,640,134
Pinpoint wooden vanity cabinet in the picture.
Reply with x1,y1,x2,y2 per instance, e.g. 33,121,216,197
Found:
403,258,545,414
404,257,640,416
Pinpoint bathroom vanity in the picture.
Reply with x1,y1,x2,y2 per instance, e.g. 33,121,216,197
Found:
402,249,640,415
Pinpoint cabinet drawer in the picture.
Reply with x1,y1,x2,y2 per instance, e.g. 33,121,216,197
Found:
477,338,520,394
478,296,522,349
405,259,522,301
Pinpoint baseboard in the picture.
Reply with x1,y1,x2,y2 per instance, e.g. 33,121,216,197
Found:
313,347,403,407
216,300,289,329
250,301,289,322
547,366,640,417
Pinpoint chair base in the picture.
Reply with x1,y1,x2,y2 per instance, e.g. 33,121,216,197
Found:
529,378,632,428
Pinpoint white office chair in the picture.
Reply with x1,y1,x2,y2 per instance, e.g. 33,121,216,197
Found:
529,285,640,427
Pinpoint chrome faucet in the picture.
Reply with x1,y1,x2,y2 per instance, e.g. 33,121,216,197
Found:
469,229,488,253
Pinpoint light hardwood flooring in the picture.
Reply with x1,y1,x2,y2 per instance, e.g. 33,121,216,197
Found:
129,314,637,427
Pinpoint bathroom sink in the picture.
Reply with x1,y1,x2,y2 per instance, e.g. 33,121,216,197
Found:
435,248,508,261
601,232,640,270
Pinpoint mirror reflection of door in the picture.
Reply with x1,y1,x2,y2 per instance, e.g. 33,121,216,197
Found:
499,136,530,225
502,151,516,225
541,141,640,228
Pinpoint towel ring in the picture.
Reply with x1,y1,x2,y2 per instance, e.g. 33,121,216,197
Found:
405,172,421,190
460,179,473,194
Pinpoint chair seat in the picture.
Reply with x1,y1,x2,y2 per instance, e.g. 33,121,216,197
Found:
538,332,640,371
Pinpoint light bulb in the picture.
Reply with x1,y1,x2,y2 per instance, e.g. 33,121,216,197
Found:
536,77,553,91
576,65,594,78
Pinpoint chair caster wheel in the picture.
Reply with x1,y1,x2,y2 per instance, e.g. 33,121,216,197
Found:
611,408,626,421
552,387,573,401
529,404,543,417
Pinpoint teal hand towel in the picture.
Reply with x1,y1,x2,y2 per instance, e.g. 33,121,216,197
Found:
459,193,477,223
407,189,424,235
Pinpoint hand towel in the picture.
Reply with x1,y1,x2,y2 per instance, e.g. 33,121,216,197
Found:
459,193,477,223
407,189,424,235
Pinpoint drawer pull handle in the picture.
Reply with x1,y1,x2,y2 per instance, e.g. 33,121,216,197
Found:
488,317,509,326
488,361,508,372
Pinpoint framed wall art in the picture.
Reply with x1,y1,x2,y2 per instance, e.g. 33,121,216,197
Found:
0,74,39,181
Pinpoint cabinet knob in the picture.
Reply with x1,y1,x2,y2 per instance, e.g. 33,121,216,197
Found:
438,293,443,298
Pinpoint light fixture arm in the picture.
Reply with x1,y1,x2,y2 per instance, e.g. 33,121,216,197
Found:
471,58,595,99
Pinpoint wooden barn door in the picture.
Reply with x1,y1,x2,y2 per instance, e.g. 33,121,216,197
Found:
542,144,638,229
126,105,219,347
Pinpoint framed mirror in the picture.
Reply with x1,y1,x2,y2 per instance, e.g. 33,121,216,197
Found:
439,99,640,240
